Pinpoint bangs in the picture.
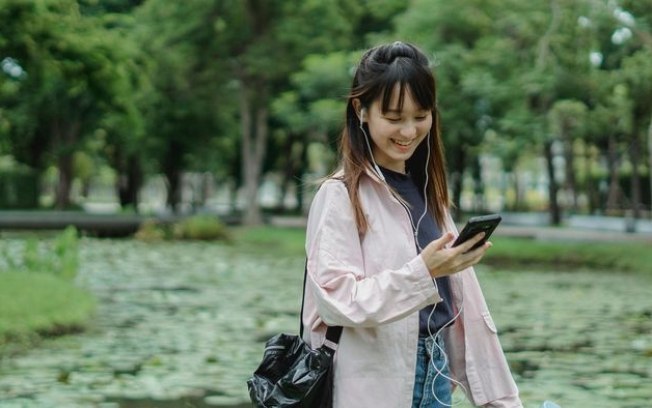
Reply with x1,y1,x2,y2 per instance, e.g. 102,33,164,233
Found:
377,57,435,114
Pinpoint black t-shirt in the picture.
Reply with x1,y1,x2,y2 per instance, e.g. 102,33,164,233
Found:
379,166,454,337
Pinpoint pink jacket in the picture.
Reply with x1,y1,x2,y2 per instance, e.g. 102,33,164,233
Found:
302,172,522,407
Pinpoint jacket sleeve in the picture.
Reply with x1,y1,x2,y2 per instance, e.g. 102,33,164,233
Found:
484,394,523,408
305,180,440,328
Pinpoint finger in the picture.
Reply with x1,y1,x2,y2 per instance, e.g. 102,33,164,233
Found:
455,248,485,271
431,232,455,250
461,240,492,266
457,231,486,253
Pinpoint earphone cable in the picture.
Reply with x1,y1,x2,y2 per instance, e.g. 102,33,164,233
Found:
361,120,467,405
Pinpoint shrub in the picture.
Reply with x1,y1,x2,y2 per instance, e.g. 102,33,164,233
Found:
0,168,39,209
2,226,79,280
173,215,231,241
135,215,231,241
134,219,169,241
0,228,92,354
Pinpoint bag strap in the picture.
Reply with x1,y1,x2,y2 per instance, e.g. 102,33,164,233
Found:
300,260,343,344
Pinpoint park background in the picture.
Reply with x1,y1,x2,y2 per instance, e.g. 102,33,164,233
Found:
1,0,652,407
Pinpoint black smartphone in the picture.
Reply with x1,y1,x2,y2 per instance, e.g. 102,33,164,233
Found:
452,214,502,251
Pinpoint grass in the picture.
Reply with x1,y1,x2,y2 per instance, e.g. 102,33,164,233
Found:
232,226,307,256
0,271,96,352
232,225,652,274
2,225,646,355
0,227,96,355
486,236,652,273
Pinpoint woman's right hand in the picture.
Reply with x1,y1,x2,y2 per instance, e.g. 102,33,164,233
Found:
420,232,491,278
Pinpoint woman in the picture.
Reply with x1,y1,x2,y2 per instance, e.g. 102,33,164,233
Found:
302,41,522,407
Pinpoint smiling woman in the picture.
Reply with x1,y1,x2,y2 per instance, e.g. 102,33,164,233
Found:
302,41,522,408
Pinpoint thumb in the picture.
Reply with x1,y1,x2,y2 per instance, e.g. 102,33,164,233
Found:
431,232,455,250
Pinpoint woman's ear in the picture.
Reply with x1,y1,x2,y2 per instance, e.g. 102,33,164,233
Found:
352,99,364,122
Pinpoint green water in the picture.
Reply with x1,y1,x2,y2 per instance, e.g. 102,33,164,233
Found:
0,238,650,407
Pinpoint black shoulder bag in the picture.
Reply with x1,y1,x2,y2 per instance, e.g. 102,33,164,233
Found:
247,263,343,408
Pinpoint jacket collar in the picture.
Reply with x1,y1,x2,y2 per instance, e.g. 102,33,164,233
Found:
331,165,385,185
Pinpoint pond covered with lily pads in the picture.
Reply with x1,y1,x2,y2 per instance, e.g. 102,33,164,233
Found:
0,237,650,408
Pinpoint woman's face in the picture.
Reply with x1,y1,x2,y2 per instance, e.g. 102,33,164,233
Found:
364,85,432,174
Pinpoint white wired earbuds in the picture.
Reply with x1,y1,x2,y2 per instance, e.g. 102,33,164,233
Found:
426,303,468,406
359,107,431,252
359,110,468,406
359,108,386,182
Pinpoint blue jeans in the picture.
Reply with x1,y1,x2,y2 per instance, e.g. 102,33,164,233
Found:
411,335,452,408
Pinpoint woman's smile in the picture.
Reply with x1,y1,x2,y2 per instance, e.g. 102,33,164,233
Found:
391,138,415,147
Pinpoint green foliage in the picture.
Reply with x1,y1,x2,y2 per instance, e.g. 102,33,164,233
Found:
0,227,91,353
1,0,651,218
135,215,231,242
0,270,95,350
1,226,79,279
133,219,168,241
52,226,80,280
0,0,150,209
486,236,652,273
232,225,652,274
172,215,231,241
0,168,39,208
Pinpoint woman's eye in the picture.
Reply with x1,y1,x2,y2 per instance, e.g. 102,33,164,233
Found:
385,117,402,122
416,116,428,121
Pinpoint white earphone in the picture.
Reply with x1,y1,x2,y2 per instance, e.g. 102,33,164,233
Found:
358,107,386,182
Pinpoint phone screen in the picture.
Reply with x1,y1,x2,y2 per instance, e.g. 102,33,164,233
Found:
452,214,502,251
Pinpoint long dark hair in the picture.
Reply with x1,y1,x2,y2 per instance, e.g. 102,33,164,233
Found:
337,41,450,233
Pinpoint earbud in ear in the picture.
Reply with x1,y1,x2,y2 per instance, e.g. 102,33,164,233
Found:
360,108,366,122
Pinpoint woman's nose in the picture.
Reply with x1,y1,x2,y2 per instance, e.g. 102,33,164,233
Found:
400,124,417,138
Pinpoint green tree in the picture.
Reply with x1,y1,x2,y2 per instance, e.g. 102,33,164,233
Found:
0,0,144,209
585,0,652,220
133,1,239,212
548,99,589,212
394,0,554,216
219,0,355,224
270,51,357,212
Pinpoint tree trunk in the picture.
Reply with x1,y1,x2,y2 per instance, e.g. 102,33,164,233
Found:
562,124,578,211
55,152,74,209
648,112,652,216
117,154,143,211
629,126,642,222
165,167,182,212
240,83,268,225
606,135,621,212
199,172,213,208
278,133,298,212
584,143,597,214
536,0,560,224
470,156,485,212
511,172,524,211
544,140,561,225
163,141,184,213
54,120,80,210
294,137,309,213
